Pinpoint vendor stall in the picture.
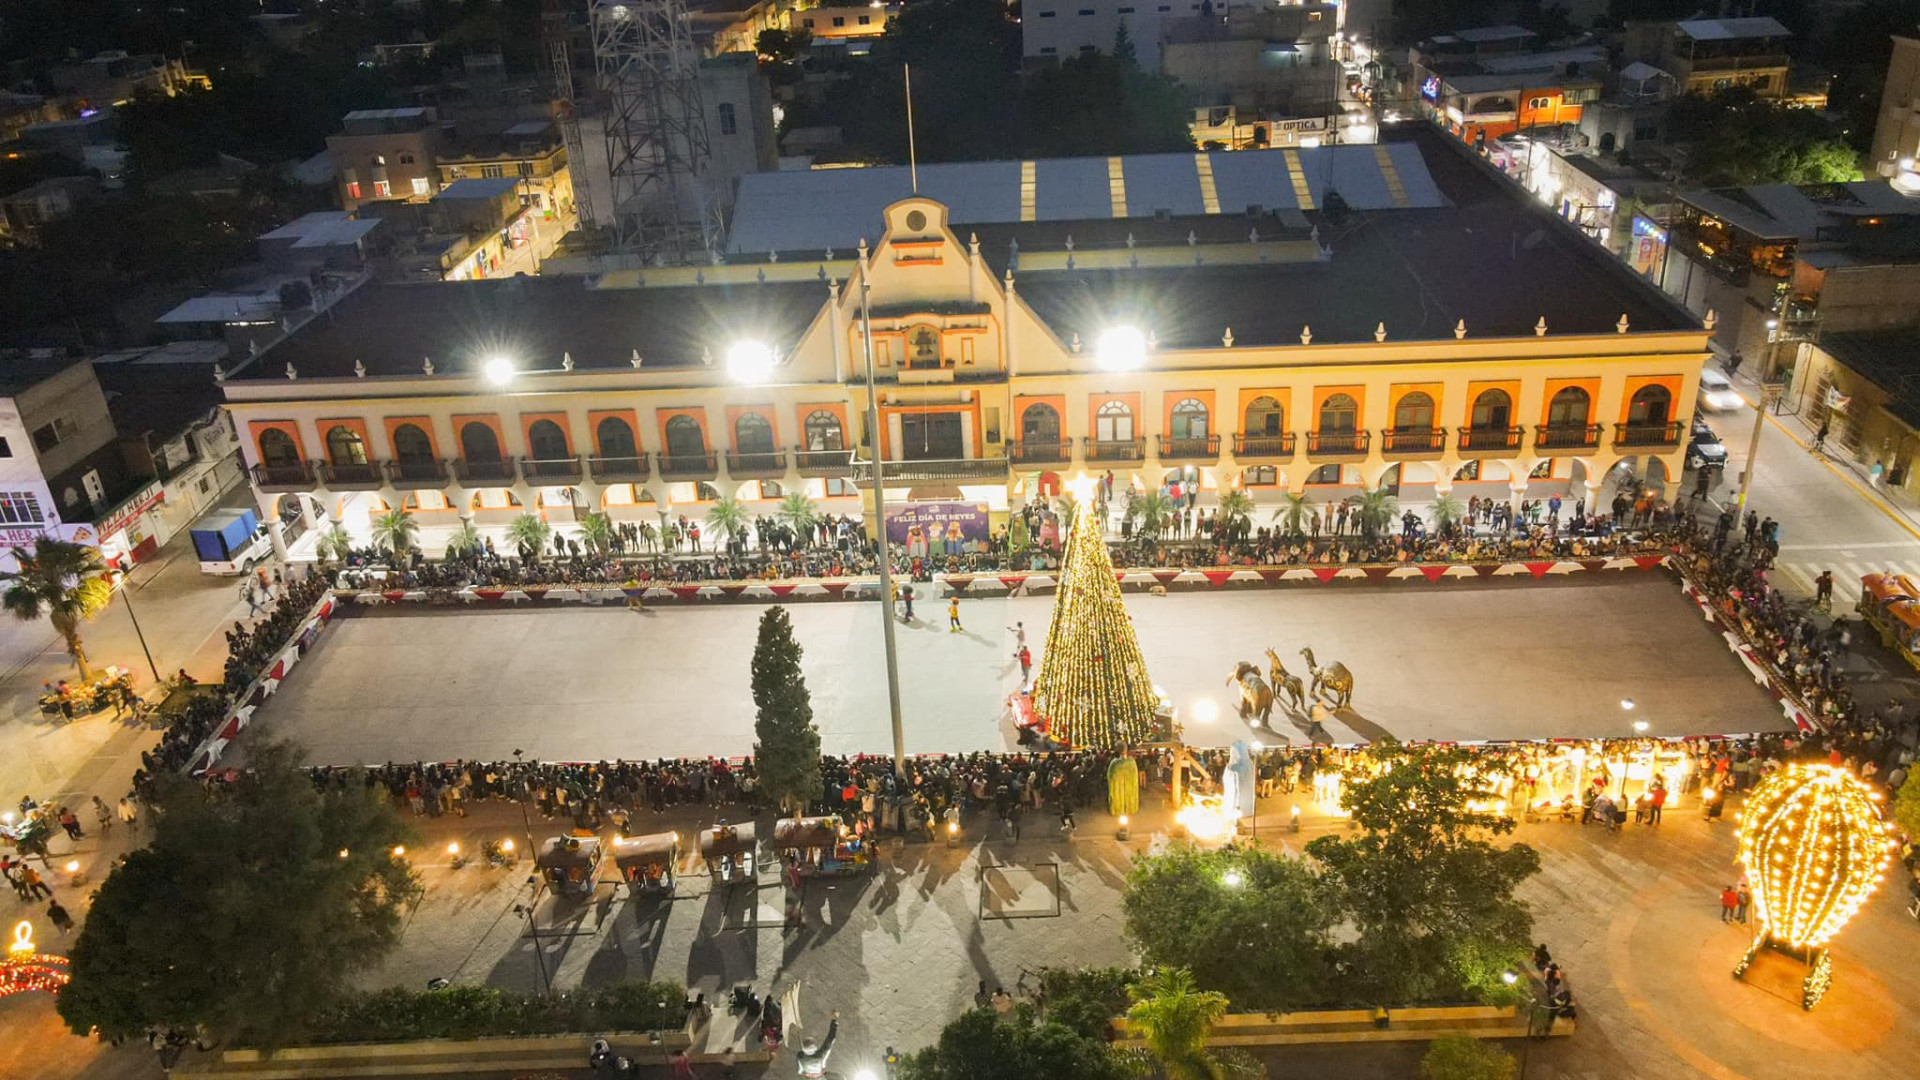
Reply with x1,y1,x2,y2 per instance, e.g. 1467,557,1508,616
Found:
536,834,603,897
611,831,680,895
699,821,757,885
774,815,870,878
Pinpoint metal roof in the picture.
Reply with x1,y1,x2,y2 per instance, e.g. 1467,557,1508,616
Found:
437,177,521,200
1674,17,1791,41
257,211,383,248
725,145,1446,255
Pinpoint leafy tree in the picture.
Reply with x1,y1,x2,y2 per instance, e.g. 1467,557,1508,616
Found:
1122,845,1333,1010
370,508,419,557
441,518,483,558
750,607,821,815
1272,491,1314,538
1039,966,1137,1039
506,512,552,558
314,526,356,564
776,491,819,537
1892,774,1920,844
706,495,749,545
818,0,1024,163
58,742,423,1045
577,511,616,554
1216,490,1254,536
1667,88,1862,186
1,540,115,679
1421,1032,1517,1080
1430,492,1466,535
1353,487,1398,539
901,1006,1132,1080
1307,745,1541,1004
1125,967,1228,1080
1022,51,1195,158
1136,490,1175,539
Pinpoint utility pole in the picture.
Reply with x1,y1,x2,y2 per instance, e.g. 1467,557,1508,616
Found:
1736,381,1785,513
858,250,908,776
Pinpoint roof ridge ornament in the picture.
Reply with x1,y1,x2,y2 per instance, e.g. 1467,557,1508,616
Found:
353,358,366,378
631,349,643,369
701,346,714,366
824,247,835,261
1454,319,1467,339
1299,325,1311,345
1248,228,1259,244
212,363,225,384
1535,317,1548,337
769,249,779,263
1071,332,1082,353
1186,230,1197,247
423,356,434,375
1704,308,1718,331
1374,322,1387,342
1224,327,1235,348
285,361,298,380
562,352,574,372
1126,232,1136,249
1617,313,1630,334
1064,235,1074,252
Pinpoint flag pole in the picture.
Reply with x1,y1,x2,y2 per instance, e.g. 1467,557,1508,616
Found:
904,62,919,195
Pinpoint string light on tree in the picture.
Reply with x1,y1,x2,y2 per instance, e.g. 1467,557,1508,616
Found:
0,921,70,998
1029,478,1160,750
1732,763,1895,1009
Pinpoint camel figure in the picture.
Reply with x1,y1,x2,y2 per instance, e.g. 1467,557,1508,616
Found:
1227,661,1275,727
1299,646,1355,710
1263,647,1306,712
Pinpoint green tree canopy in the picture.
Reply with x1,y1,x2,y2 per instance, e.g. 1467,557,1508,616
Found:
1307,745,1541,1004
1021,50,1195,158
1121,844,1333,1010
1668,88,1862,186
1421,1031,1518,1080
750,606,821,814
901,1006,1133,1080
1,540,115,679
58,743,423,1045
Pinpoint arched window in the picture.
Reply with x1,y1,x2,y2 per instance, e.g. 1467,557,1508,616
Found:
527,419,570,460
1243,465,1277,486
734,413,775,453
805,410,845,451
596,416,638,458
258,428,299,467
1393,392,1435,431
1244,396,1284,437
324,425,367,466
1628,384,1672,425
392,424,434,463
460,422,503,462
1170,398,1210,439
1306,464,1343,485
1547,387,1591,427
718,102,738,136
665,415,706,456
1469,388,1512,430
1020,403,1060,443
759,479,784,499
1317,393,1358,432
1095,400,1134,442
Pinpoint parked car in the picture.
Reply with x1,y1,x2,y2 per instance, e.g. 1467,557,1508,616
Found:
1698,369,1742,412
1688,418,1729,471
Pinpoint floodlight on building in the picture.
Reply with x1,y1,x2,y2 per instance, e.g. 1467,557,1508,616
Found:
484,356,515,386
726,340,777,384
1095,325,1148,372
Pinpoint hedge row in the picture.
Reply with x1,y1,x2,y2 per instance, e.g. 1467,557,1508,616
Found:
300,982,688,1045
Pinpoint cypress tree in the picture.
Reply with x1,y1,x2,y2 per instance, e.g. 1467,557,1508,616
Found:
751,606,821,814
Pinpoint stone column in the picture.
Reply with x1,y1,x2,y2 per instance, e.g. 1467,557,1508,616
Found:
266,517,290,565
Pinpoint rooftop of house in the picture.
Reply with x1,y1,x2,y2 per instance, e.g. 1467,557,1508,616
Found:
437,176,523,201
1678,182,1920,243
1817,330,1920,429
1673,17,1791,43
257,211,385,248
0,354,91,397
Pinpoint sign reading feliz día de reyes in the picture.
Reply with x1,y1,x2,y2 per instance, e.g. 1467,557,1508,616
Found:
884,501,991,556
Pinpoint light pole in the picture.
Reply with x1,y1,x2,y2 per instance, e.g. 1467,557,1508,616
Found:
857,254,909,775
510,747,536,856
1735,380,1785,513
513,875,552,994
1500,971,1549,1080
113,571,162,684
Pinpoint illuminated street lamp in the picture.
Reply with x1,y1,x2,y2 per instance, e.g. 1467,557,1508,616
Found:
1095,326,1148,372
483,356,515,386
725,340,777,385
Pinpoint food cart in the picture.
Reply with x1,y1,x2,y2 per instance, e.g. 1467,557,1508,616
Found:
611,831,680,894
536,834,603,897
698,821,757,885
774,815,870,878
1859,572,1920,673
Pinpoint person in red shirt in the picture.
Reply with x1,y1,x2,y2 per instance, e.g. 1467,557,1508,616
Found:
1719,885,1740,923
1017,646,1032,684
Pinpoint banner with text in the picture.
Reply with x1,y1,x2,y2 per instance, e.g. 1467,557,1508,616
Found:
885,501,991,556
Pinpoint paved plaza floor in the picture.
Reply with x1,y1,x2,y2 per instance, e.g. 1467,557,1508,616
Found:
256,574,1789,766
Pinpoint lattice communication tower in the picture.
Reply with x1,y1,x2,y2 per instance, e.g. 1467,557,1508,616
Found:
590,0,716,265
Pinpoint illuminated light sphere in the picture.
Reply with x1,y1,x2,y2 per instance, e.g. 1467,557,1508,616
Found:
0,921,70,998
725,340,776,384
483,356,516,386
1094,326,1148,372
1738,764,1889,950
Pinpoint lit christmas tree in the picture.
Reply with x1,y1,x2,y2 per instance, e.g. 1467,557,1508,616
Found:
1031,499,1159,749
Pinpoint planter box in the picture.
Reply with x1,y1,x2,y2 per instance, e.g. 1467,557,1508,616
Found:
1112,1004,1575,1048
179,1029,766,1080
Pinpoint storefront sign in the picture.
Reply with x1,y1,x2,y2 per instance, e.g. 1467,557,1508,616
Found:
885,501,991,556
1629,215,1668,279
96,483,164,539
1271,116,1329,135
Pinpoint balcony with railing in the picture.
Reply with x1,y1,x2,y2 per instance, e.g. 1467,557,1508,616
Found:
795,448,853,476
453,457,518,485
1305,430,1369,458
1613,421,1684,448
1381,428,1445,457
1083,437,1146,463
1009,441,1073,466
1158,435,1221,461
657,451,719,479
251,461,315,491
588,454,650,482
1233,433,1297,459
1534,424,1602,452
851,457,1009,483
727,449,788,478
1456,427,1524,455
386,458,448,488
520,456,584,484
318,461,383,490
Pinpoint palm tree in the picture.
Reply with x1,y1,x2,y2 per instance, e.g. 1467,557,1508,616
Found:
706,495,748,543
1354,487,1398,539
1271,491,1314,538
1136,490,1174,539
441,518,483,559
1,541,115,680
1216,490,1255,535
577,511,616,554
314,525,355,564
506,512,552,558
1126,967,1229,1080
775,492,818,540
369,509,419,558
1430,491,1466,536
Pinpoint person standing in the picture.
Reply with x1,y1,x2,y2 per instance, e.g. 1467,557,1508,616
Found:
1647,779,1666,825
901,584,915,622
1815,570,1834,609
1017,645,1033,685
948,596,963,633
117,796,139,830
1719,884,1740,923
1813,421,1829,453
1736,881,1751,924
1007,621,1026,656
21,864,52,900
46,898,73,934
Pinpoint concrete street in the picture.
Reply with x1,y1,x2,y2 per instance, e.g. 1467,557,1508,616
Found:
252,575,1785,766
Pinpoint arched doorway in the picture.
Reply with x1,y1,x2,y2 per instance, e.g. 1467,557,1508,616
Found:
804,410,845,451
1021,403,1061,446
1628,385,1673,425
665,416,706,457
597,416,638,459
258,428,300,467
460,422,503,462
527,419,570,461
734,413,775,453
324,425,369,466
